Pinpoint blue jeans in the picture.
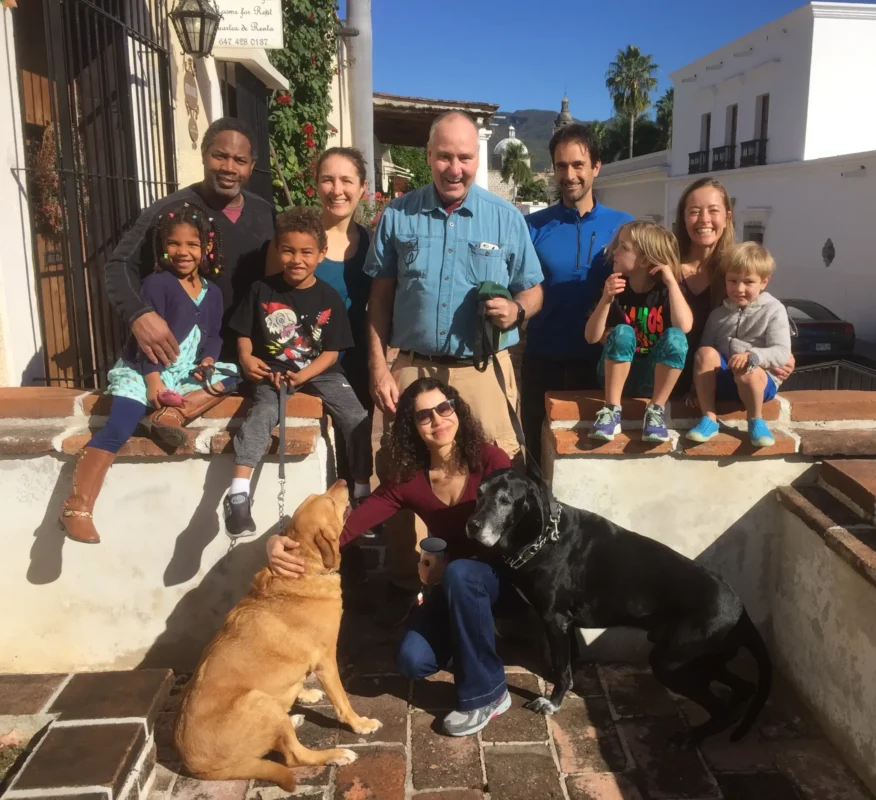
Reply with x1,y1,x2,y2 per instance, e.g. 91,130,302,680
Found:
598,325,688,398
396,558,507,711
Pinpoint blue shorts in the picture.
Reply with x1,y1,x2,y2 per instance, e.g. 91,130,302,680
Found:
716,355,778,403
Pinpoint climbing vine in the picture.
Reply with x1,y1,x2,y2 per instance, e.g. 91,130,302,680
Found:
267,0,337,211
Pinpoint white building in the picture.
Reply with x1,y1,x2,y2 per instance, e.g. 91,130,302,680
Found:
596,1,876,341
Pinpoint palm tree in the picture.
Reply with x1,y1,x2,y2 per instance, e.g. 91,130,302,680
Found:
589,120,608,153
605,46,659,159
655,87,674,149
500,141,532,203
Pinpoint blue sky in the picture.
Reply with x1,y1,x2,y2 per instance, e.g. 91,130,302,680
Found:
337,0,871,119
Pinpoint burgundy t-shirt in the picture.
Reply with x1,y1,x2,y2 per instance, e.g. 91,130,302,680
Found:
223,205,243,223
443,199,463,215
339,444,511,560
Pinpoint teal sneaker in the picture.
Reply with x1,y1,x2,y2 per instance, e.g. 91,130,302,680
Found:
748,418,775,448
686,416,720,443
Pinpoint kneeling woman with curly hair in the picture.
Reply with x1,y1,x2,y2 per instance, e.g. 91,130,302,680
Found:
266,377,515,738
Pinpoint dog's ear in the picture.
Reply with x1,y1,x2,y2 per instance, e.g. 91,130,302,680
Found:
314,527,340,571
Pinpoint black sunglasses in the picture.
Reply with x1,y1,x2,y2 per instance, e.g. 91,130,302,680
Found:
414,398,456,425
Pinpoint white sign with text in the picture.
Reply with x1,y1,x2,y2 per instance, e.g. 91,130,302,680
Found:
215,0,284,50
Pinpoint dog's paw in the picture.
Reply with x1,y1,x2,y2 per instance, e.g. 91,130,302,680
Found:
327,748,358,766
290,713,305,729
350,717,383,735
525,696,559,715
297,688,325,704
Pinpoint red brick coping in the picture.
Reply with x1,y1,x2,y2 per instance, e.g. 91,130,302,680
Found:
0,388,324,458
546,390,876,458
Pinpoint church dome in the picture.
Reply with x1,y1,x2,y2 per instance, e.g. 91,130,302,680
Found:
492,125,528,156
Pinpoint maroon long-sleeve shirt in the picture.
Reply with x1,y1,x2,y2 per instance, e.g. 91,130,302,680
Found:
340,445,512,560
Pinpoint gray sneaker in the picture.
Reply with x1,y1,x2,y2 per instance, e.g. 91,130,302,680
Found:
442,690,512,737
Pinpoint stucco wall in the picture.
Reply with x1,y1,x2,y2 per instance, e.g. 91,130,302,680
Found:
805,11,876,160
771,508,876,793
550,455,812,643
0,8,44,388
3,446,331,673
595,177,667,224
327,37,353,149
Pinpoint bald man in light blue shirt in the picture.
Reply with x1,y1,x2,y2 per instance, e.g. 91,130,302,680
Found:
365,111,543,458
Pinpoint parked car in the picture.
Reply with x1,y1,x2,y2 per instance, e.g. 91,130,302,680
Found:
780,299,856,361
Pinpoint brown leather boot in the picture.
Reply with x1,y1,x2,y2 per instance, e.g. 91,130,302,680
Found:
60,447,115,544
149,384,227,447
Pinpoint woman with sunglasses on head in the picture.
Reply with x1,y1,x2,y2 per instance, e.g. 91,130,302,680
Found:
266,377,515,738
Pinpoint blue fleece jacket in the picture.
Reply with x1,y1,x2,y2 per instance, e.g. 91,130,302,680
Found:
525,201,633,360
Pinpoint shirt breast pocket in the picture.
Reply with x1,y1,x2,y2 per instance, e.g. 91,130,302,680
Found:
397,234,428,280
466,241,508,286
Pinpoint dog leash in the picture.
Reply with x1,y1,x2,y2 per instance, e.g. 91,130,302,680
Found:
277,380,287,529
472,294,564,563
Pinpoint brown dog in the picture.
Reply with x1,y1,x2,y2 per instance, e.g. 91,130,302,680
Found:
174,480,382,790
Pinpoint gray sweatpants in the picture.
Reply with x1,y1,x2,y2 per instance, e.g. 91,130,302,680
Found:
233,374,373,479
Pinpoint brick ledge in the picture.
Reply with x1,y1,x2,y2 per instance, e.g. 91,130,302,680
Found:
0,387,323,421
547,390,876,425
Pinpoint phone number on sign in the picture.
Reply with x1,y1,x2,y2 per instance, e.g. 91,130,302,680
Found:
216,37,270,47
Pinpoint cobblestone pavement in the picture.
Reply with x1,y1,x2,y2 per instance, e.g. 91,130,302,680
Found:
149,585,875,800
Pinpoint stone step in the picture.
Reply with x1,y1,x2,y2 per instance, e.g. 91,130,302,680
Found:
821,459,876,521
775,484,876,587
3,670,171,800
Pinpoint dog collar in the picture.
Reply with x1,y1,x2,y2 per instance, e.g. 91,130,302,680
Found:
504,505,562,570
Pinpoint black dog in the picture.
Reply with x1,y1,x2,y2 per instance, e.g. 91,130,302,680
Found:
467,468,771,746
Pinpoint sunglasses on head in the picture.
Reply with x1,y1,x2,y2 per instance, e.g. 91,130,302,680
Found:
414,398,456,426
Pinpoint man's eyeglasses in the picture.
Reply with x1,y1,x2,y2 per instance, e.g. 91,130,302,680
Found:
414,398,456,426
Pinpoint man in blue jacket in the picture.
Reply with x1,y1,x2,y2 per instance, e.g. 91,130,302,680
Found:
523,124,633,464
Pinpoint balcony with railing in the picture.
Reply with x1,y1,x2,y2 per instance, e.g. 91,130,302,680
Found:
740,138,768,167
712,144,737,171
688,150,709,174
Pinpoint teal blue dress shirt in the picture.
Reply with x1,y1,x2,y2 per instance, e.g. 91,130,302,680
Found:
363,183,543,358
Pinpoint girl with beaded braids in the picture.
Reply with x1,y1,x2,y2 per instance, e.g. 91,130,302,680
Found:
60,201,239,545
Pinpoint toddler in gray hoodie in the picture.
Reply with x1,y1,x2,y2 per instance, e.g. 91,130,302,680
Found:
686,242,791,448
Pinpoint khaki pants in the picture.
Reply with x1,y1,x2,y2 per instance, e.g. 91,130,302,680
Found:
380,349,520,591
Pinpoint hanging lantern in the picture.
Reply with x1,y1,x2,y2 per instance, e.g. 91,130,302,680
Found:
169,0,223,58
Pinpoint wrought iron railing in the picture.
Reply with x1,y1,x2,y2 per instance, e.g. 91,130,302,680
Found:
740,138,768,168
780,360,876,392
712,144,737,171
688,150,709,174
18,0,177,388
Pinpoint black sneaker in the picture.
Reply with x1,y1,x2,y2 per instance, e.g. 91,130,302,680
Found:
351,496,379,539
376,581,420,628
223,492,256,538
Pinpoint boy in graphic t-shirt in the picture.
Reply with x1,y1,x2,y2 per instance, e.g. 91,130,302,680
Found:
584,221,693,443
223,208,372,536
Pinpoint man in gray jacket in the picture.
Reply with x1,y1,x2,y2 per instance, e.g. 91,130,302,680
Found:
686,242,791,448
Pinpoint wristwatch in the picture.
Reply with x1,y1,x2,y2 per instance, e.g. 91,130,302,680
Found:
513,300,526,329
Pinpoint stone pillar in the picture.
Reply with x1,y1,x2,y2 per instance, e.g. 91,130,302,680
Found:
476,126,492,191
